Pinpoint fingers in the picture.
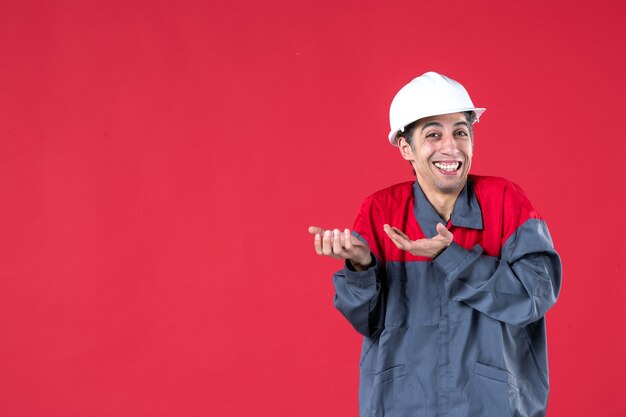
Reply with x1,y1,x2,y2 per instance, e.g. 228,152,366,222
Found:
310,226,325,255
313,233,323,255
310,226,367,261
384,224,410,249
391,226,410,240
343,229,353,251
384,224,406,243
384,223,454,258
322,230,333,255
317,229,343,256
332,229,343,254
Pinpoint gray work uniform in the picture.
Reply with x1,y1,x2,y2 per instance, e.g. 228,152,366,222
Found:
333,175,561,417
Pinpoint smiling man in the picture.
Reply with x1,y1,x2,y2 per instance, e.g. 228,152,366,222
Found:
308,72,561,417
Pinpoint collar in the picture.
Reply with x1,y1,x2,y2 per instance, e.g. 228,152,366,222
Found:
413,178,483,238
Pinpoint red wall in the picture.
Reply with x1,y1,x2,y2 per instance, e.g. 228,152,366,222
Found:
1,0,625,416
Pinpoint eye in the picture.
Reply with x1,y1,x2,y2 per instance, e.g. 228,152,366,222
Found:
455,130,469,137
425,132,441,139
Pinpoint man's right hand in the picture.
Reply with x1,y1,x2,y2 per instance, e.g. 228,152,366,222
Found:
308,226,372,271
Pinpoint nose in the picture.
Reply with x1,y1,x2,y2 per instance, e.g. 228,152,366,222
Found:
439,132,458,155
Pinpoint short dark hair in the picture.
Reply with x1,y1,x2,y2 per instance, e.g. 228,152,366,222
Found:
398,111,476,148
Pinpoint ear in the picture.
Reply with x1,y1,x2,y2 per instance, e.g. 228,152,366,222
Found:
397,137,414,161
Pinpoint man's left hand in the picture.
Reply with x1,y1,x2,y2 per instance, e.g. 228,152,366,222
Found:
383,223,453,258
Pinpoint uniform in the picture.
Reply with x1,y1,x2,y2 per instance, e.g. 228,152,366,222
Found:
333,175,562,417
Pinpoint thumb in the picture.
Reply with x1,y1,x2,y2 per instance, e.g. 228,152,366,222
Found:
435,223,454,241
308,226,324,235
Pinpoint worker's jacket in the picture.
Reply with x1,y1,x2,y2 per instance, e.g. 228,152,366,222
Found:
333,175,561,417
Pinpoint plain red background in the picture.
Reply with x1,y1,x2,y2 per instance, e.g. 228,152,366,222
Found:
1,0,625,416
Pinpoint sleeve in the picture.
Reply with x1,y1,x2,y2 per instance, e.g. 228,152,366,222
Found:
333,256,385,338
351,194,386,264
332,195,387,338
433,189,562,328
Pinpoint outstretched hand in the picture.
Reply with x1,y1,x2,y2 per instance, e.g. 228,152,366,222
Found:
308,226,372,271
383,223,453,258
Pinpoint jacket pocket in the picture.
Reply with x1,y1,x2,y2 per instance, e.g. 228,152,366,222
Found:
367,365,424,417
474,362,517,387
468,362,518,417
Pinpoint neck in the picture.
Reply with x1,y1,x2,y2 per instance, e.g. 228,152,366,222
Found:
417,180,463,222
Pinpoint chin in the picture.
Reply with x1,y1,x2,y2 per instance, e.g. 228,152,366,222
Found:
435,180,466,194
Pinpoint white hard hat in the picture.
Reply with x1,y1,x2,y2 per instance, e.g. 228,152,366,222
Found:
388,71,486,145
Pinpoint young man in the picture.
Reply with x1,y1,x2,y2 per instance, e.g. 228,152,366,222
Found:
308,72,561,417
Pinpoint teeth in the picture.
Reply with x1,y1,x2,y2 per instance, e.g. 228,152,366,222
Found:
434,162,460,171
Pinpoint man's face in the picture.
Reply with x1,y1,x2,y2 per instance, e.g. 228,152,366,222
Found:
399,112,473,198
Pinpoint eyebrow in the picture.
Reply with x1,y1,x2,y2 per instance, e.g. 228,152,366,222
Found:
420,120,469,133
420,122,443,132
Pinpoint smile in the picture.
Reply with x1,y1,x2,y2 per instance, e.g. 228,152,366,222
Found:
433,161,461,172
